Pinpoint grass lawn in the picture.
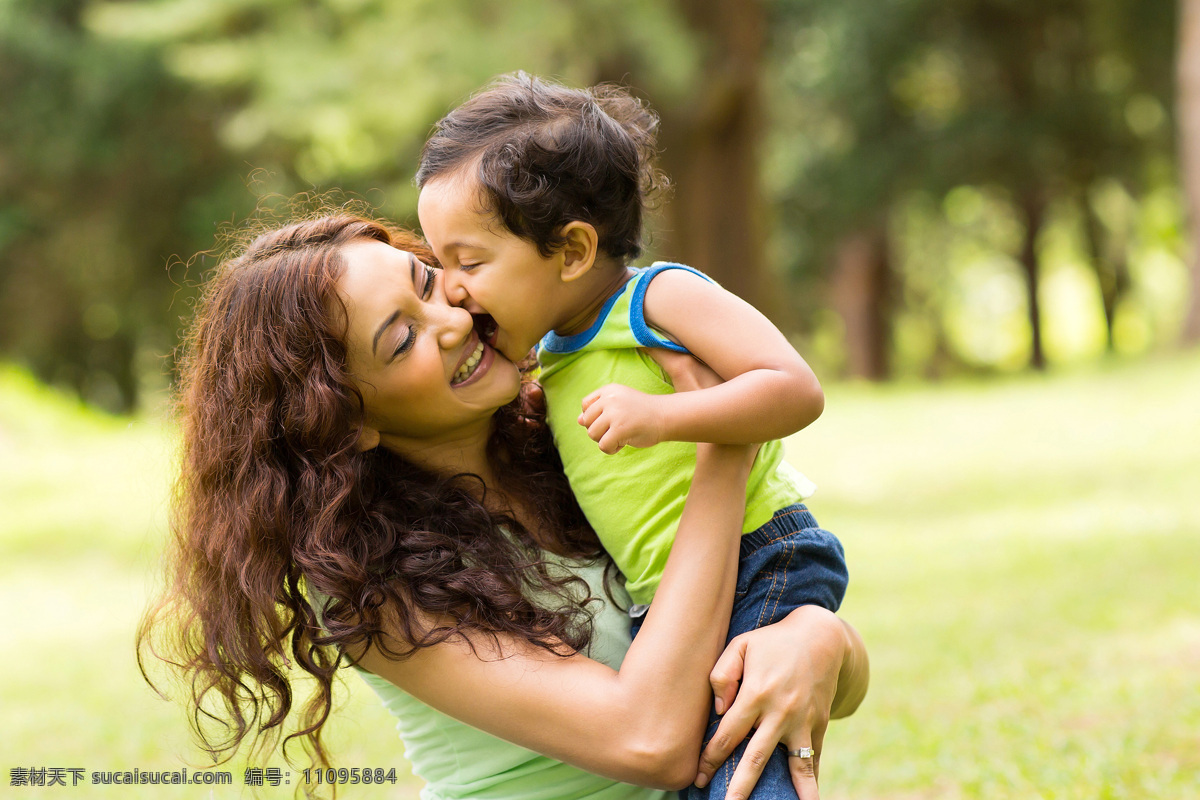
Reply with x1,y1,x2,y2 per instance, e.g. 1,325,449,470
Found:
2,352,1198,799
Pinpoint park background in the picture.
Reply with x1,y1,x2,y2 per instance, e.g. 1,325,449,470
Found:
1,0,1197,797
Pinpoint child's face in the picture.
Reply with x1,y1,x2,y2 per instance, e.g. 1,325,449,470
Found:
418,173,566,362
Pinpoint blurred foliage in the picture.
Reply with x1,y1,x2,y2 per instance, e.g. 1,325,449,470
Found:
0,0,1191,409
83,0,700,215
768,0,1176,257
0,0,256,410
766,0,1181,375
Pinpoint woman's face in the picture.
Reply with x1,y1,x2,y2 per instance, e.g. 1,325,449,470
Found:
336,238,521,453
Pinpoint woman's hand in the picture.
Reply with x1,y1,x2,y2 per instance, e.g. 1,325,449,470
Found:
694,606,869,800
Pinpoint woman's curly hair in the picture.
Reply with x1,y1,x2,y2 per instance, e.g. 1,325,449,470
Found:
138,213,605,779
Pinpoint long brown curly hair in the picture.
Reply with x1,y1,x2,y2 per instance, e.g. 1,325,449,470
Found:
138,213,605,776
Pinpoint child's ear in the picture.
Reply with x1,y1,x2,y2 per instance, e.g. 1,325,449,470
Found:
557,221,599,282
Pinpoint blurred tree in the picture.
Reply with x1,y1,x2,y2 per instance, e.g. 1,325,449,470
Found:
1181,0,1200,344
0,0,251,411
86,0,785,309
1073,0,1176,352
647,0,772,314
3,0,1186,407
765,0,934,378
769,0,1177,375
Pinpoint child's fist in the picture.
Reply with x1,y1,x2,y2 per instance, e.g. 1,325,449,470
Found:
578,384,665,454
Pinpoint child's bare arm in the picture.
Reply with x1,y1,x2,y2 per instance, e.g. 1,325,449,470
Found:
578,269,822,451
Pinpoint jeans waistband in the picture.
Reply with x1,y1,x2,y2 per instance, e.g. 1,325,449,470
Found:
739,504,819,559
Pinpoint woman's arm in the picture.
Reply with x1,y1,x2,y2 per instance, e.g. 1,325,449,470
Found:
578,269,823,453
695,607,871,800
353,442,753,790
645,347,869,797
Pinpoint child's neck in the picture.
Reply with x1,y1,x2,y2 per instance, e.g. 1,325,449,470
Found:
553,259,634,337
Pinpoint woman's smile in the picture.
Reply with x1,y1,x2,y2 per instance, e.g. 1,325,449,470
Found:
450,332,493,386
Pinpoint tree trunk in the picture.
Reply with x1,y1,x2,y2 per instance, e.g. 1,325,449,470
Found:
1018,192,1047,370
653,0,771,315
1179,0,1200,344
830,225,892,380
1082,201,1131,352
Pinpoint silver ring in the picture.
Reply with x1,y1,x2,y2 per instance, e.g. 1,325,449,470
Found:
787,746,815,759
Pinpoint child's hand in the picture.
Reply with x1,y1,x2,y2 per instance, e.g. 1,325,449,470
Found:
578,384,666,454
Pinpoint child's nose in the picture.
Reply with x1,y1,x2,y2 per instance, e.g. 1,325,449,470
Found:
442,268,470,307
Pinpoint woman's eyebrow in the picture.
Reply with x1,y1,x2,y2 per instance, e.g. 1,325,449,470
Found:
371,253,420,356
372,311,402,357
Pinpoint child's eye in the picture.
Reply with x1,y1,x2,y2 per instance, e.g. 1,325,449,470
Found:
459,262,481,272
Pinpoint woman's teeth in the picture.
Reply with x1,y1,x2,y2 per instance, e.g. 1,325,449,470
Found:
453,341,486,384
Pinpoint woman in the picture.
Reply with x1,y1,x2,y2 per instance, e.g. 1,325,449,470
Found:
139,214,867,800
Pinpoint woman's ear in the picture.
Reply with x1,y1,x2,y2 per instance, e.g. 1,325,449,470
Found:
355,423,381,452
557,221,599,282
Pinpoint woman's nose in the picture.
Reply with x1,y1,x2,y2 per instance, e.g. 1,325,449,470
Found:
436,303,475,351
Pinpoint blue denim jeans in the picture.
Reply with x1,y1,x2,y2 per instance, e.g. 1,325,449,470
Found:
630,505,847,800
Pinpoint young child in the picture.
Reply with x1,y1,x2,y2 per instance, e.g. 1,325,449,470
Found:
416,73,848,799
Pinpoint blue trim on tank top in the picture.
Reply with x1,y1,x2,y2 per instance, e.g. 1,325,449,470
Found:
538,263,714,355
538,277,633,354
629,262,712,352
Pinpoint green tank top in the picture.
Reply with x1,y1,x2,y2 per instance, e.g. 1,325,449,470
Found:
334,556,671,800
537,263,816,605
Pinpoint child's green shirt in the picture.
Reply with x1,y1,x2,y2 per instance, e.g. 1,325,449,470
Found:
537,263,816,605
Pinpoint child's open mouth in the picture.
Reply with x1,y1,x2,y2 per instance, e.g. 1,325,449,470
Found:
473,313,499,347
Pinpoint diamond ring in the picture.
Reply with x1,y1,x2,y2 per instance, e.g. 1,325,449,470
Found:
787,746,815,759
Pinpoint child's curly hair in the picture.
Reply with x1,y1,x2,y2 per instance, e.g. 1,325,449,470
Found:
416,71,669,263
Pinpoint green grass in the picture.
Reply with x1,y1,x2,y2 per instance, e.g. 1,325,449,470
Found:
791,354,1200,799
2,354,1198,799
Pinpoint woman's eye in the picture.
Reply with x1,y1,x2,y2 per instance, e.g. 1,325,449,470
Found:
392,326,416,359
423,264,436,299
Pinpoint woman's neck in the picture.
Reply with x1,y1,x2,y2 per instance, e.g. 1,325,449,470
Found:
380,416,556,546
381,419,498,486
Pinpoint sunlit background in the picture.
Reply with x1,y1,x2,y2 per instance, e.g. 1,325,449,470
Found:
2,0,1198,798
